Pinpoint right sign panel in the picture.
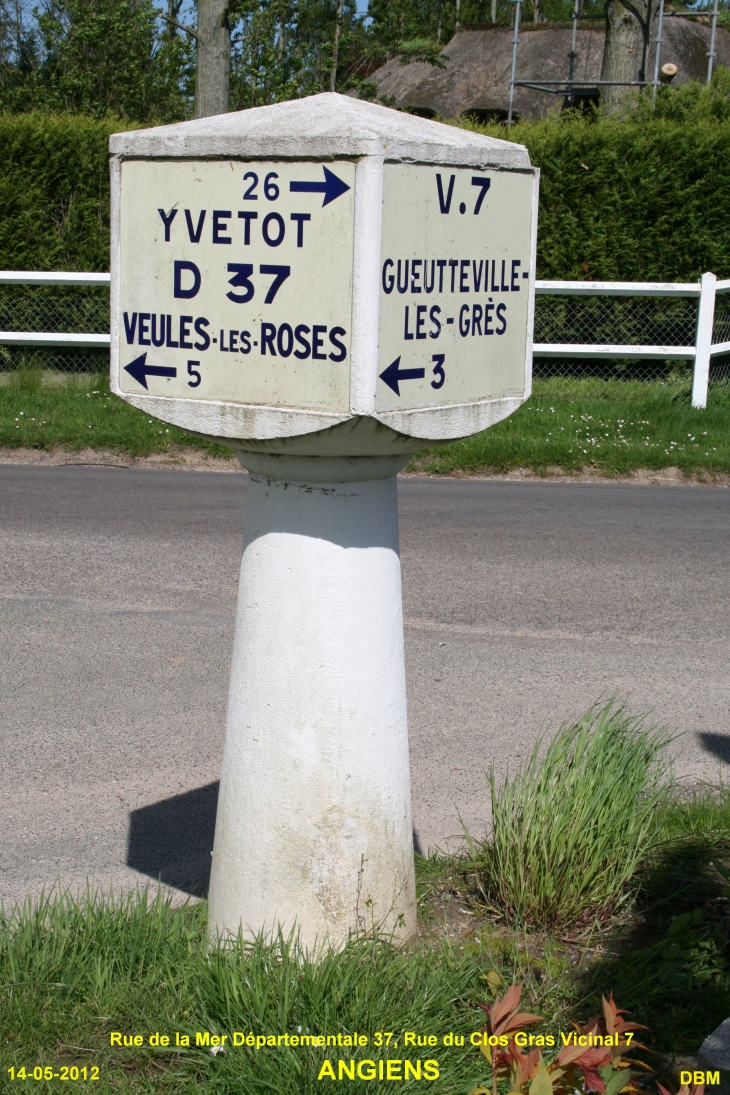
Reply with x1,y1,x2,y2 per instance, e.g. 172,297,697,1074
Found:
376,164,535,411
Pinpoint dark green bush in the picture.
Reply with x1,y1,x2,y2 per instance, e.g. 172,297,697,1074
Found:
0,113,136,272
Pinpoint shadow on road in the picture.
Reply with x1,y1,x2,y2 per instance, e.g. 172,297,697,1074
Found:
127,781,219,896
127,783,427,899
699,732,730,765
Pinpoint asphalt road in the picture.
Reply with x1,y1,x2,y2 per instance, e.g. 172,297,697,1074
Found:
1,465,729,907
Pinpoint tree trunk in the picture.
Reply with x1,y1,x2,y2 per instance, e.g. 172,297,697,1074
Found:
329,0,343,92
600,0,653,112
194,0,231,118
166,0,183,43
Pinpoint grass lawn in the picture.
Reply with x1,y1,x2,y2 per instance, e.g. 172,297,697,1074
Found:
2,810,730,1094
1,369,730,476
3,704,730,1094
411,376,730,477
0,368,234,460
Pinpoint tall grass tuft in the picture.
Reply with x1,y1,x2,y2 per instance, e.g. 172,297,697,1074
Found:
7,355,44,394
473,700,674,929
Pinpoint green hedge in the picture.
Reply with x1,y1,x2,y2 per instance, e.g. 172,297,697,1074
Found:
0,76,729,280
0,113,135,272
525,116,730,281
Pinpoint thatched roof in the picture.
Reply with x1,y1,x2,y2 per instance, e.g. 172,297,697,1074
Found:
368,18,730,120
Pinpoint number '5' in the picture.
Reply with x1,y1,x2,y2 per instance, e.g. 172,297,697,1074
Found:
431,353,445,389
187,360,201,387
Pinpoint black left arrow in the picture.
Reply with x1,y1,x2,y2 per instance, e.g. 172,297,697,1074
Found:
124,352,177,390
379,356,425,397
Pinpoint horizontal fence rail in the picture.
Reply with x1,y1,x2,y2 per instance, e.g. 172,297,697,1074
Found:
532,342,697,360
0,271,728,406
0,331,110,348
0,272,110,287
0,271,111,365
535,279,702,297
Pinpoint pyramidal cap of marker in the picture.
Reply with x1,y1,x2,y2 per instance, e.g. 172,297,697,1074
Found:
109,92,539,457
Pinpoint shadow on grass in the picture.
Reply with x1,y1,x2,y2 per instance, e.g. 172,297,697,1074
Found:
578,833,730,1059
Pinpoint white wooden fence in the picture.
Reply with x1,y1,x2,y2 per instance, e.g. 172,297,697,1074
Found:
0,271,110,351
534,272,730,408
0,270,729,409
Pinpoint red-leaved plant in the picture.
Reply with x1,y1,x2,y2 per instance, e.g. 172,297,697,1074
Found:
468,981,671,1095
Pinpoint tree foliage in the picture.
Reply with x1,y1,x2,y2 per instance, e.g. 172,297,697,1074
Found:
0,1,193,121
229,0,363,107
0,0,371,116
0,0,616,120
0,0,726,119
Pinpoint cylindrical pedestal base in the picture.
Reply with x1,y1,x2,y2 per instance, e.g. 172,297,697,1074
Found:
207,453,417,949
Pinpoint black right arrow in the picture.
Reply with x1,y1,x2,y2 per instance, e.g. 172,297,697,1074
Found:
289,167,350,207
124,352,177,390
379,356,425,397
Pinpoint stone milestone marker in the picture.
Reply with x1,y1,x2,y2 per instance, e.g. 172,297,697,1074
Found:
109,92,538,948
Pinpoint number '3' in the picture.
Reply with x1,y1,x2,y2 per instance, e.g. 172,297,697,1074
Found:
431,353,445,389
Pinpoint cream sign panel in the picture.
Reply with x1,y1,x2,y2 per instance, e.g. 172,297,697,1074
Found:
376,164,534,411
118,159,355,412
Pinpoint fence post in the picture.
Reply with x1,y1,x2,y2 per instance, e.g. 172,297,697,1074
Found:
652,0,665,103
507,0,522,126
707,0,719,84
692,271,716,409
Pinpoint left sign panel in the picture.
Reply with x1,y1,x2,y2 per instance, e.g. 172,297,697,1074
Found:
117,159,356,412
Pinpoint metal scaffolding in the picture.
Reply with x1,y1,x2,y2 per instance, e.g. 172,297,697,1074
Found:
507,0,722,124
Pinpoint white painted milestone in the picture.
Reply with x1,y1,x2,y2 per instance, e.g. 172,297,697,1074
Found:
109,94,539,951
119,159,355,412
